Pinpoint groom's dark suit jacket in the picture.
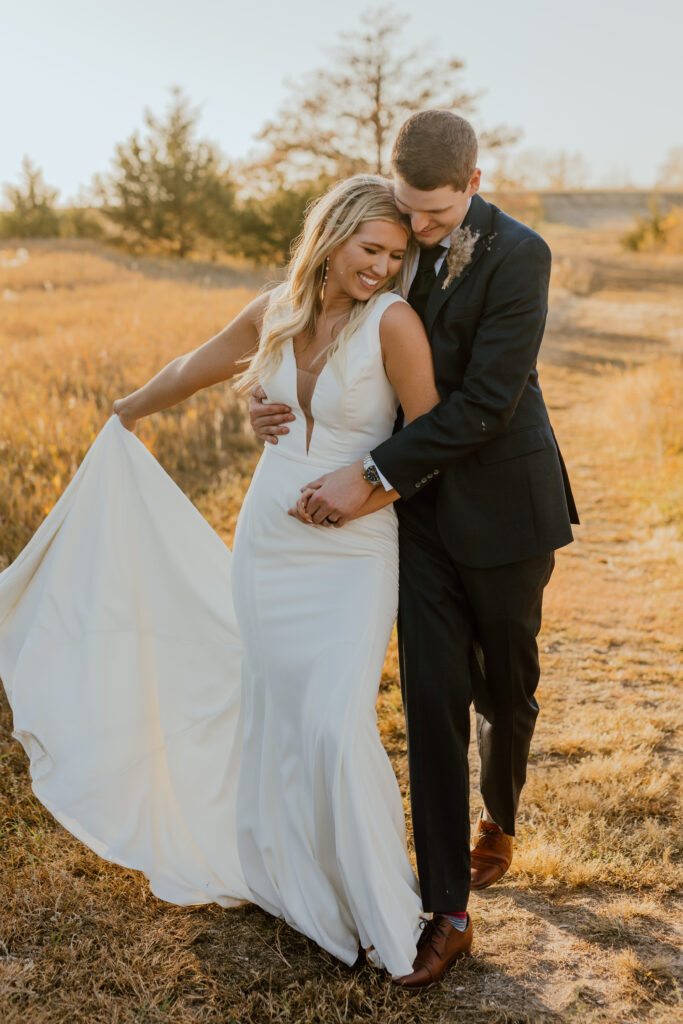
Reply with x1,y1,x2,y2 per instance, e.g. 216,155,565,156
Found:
372,193,579,569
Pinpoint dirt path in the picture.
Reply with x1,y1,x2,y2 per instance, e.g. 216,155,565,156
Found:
443,250,683,1023
370,249,683,1023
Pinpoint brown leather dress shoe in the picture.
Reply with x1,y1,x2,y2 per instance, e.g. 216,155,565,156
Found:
393,915,472,988
470,816,513,889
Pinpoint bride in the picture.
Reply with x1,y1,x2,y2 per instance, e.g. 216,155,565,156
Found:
0,175,440,979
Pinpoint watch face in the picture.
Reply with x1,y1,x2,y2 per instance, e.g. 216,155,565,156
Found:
363,465,381,484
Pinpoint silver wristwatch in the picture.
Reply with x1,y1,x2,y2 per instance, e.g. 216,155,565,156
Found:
362,454,382,486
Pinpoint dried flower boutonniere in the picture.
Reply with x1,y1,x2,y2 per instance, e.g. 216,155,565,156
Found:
442,226,480,289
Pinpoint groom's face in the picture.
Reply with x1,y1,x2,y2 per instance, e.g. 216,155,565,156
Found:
393,170,481,247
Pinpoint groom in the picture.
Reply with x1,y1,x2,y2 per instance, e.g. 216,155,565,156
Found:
250,110,578,987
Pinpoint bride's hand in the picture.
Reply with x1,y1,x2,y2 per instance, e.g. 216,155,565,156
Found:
288,488,316,524
113,399,137,432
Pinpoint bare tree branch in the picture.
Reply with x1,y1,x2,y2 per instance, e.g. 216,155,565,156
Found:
250,6,513,185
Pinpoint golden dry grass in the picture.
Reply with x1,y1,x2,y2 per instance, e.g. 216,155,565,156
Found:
0,246,261,567
1,236,682,1023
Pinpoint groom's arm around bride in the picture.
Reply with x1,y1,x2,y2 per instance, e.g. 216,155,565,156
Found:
250,110,580,988
303,186,578,553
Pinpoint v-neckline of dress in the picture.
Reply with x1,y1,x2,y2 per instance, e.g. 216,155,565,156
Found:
290,337,331,455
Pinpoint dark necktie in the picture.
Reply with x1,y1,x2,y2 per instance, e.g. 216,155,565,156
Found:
408,245,447,320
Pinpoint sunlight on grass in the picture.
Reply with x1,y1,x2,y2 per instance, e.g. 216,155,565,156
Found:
1,239,682,1024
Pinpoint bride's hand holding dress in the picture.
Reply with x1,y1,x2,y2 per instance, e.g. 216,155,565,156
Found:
111,292,269,431
0,178,441,980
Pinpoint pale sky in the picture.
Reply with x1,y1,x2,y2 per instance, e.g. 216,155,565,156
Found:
2,0,681,203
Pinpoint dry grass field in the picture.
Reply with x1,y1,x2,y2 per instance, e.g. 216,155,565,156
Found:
1,232,682,1023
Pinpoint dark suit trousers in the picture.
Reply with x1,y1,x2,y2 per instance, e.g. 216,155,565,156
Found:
396,491,554,912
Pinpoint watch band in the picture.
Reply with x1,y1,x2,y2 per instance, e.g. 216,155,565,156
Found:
362,454,381,486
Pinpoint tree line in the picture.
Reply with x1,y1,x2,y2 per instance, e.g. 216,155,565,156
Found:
3,8,681,263
1,10,514,263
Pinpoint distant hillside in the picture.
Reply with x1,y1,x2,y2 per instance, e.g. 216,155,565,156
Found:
486,190,683,228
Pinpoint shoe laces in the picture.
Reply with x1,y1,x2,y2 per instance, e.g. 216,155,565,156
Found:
419,916,452,956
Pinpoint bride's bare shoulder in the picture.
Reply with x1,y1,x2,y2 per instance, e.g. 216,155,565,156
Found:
238,285,282,334
378,296,426,342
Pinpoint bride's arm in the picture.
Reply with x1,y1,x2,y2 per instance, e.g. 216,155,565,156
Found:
355,301,440,514
113,291,271,428
294,302,440,524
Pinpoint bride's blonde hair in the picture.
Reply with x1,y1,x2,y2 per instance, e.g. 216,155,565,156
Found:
234,175,412,392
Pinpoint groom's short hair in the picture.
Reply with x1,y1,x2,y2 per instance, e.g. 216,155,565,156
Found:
391,110,478,193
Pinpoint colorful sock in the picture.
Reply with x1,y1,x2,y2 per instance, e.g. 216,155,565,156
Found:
439,911,468,932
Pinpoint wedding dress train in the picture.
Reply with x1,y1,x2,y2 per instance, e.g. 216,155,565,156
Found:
0,292,423,976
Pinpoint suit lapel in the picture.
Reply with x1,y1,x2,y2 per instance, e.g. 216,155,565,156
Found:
424,194,495,334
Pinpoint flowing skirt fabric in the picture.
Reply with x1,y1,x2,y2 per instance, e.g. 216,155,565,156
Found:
0,419,422,976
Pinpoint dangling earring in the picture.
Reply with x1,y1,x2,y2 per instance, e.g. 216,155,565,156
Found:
320,257,329,302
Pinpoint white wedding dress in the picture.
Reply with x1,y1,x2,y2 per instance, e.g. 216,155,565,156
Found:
0,291,424,977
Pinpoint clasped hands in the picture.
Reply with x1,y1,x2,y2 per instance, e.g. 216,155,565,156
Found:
249,386,373,528
288,460,372,527
291,482,337,527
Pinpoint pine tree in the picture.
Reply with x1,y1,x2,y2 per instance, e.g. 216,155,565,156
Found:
233,180,329,263
97,89,236,257
1,158,61,238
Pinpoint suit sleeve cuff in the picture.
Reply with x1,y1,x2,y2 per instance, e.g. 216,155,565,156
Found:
375,464,393,491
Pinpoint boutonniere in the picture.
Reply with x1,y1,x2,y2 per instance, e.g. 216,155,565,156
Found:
442,226,481,289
